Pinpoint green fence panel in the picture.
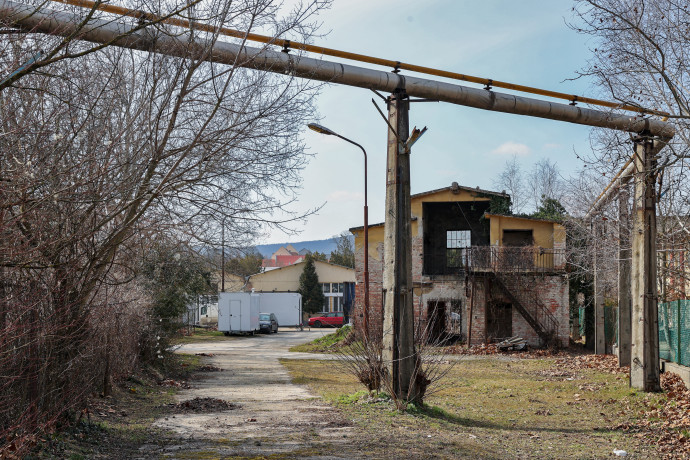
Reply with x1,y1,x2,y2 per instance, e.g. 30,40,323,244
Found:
681,300,690,367
658,300,690,366
579,306,586,338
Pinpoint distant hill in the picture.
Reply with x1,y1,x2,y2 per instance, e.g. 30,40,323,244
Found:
256,235,354,258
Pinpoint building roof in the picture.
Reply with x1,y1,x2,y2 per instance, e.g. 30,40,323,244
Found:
484,213,563,225
261,254,305,268
250,258,354,278
413,182,508,200
349,182,508,233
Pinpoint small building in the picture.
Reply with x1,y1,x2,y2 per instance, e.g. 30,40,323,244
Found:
261,244,306,270
246,259,356,319
350,182,569,347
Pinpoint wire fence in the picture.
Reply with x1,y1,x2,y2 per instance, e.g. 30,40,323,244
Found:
659,300,690,367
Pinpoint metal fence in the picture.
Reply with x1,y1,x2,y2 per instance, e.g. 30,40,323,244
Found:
659,299,690,367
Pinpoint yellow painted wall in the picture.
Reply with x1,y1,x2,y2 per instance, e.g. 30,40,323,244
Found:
215,272,245,292
488,214,563,248
248,260,355,292
352,187,495,260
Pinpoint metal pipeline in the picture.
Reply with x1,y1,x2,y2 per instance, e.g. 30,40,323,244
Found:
0,0,675,139
47,0,667,117
585,159,635,220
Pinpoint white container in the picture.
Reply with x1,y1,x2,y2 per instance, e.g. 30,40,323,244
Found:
255,293,302,327
218,292,260,334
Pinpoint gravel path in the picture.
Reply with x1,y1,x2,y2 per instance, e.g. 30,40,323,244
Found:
145,329,357,459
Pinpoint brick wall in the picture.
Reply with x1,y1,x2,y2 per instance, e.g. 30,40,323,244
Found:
467,273,569,347
354,232,569,348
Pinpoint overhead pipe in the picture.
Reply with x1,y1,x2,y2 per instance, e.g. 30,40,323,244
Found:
47,0,667,117
585,159,635,220
0,0,676,139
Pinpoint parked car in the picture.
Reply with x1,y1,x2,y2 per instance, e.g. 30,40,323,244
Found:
259,312,279,334
308,312,345,328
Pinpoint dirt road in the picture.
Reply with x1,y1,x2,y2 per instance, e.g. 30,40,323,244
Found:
145,329,356,459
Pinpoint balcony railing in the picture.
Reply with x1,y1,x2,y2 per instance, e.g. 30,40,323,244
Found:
467,246,566,273
424,246,566,275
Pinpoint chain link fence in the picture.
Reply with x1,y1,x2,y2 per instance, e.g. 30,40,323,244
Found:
659,300,690,366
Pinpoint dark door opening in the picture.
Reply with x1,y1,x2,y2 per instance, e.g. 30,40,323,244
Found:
427,300,447,343
487,302,512,341
503,229,533,247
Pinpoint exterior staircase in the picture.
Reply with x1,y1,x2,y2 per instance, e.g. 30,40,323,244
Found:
465,246,561,346
489,271,559,346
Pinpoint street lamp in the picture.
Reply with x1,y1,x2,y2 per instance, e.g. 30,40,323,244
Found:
307,123,370,342
221,216,226,293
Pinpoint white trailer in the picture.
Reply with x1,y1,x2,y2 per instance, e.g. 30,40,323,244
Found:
254,292,302,327
218,292,260,335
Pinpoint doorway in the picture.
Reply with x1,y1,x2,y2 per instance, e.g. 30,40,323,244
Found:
487,301,512,341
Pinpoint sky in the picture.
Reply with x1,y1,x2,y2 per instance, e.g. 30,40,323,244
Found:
258,0,597,244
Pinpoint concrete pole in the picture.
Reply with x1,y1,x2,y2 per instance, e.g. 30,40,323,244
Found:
382,88,418,402
630,137,661,391
593,221,606,354
618,184,632,367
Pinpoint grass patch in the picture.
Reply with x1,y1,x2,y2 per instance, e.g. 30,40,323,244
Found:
172,329,236,345
289,325,351,353
282,356,654,459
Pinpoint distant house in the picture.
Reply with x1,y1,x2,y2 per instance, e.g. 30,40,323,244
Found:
246,259,356,320
350,182,569,347
261,245,306,270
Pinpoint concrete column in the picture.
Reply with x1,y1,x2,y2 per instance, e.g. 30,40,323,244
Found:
593,222,606,354
630,137,661,391
381,88,418,402
618,184,632,367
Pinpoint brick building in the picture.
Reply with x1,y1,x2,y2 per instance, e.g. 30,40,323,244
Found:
349,182,569,347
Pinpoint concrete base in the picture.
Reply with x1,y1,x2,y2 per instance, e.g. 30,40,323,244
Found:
661,360,690,390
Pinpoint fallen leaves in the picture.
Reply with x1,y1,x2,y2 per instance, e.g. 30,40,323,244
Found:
605,371,690,457
554,354,629,375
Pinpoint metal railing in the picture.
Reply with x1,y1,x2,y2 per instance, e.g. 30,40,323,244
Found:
466,246,566,273
424,246,566,275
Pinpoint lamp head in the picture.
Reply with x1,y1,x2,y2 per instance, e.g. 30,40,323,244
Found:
307,123,336,136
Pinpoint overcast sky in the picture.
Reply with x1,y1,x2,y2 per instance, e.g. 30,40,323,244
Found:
259,0,596,244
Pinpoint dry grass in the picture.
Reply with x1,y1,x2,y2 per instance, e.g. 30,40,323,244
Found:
282,356,658,459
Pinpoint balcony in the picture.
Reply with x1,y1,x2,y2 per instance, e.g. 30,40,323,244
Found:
424,246,566,276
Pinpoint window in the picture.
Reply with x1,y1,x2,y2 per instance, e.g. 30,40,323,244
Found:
447,230,471,248
333,296,344,312
447,230,471,268
322,283,331,293
200,306,208,316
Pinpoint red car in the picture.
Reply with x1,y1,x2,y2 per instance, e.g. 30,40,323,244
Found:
308,312,345,328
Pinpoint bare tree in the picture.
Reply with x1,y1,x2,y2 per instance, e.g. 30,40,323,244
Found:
493,155,525,214
572,0,690,331
0,0,330,455
527,158,563,211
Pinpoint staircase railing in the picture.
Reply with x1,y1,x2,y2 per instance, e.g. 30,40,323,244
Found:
465,246,562,345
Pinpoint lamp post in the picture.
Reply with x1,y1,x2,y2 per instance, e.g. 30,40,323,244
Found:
221,216,226,293
307,123,369,342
